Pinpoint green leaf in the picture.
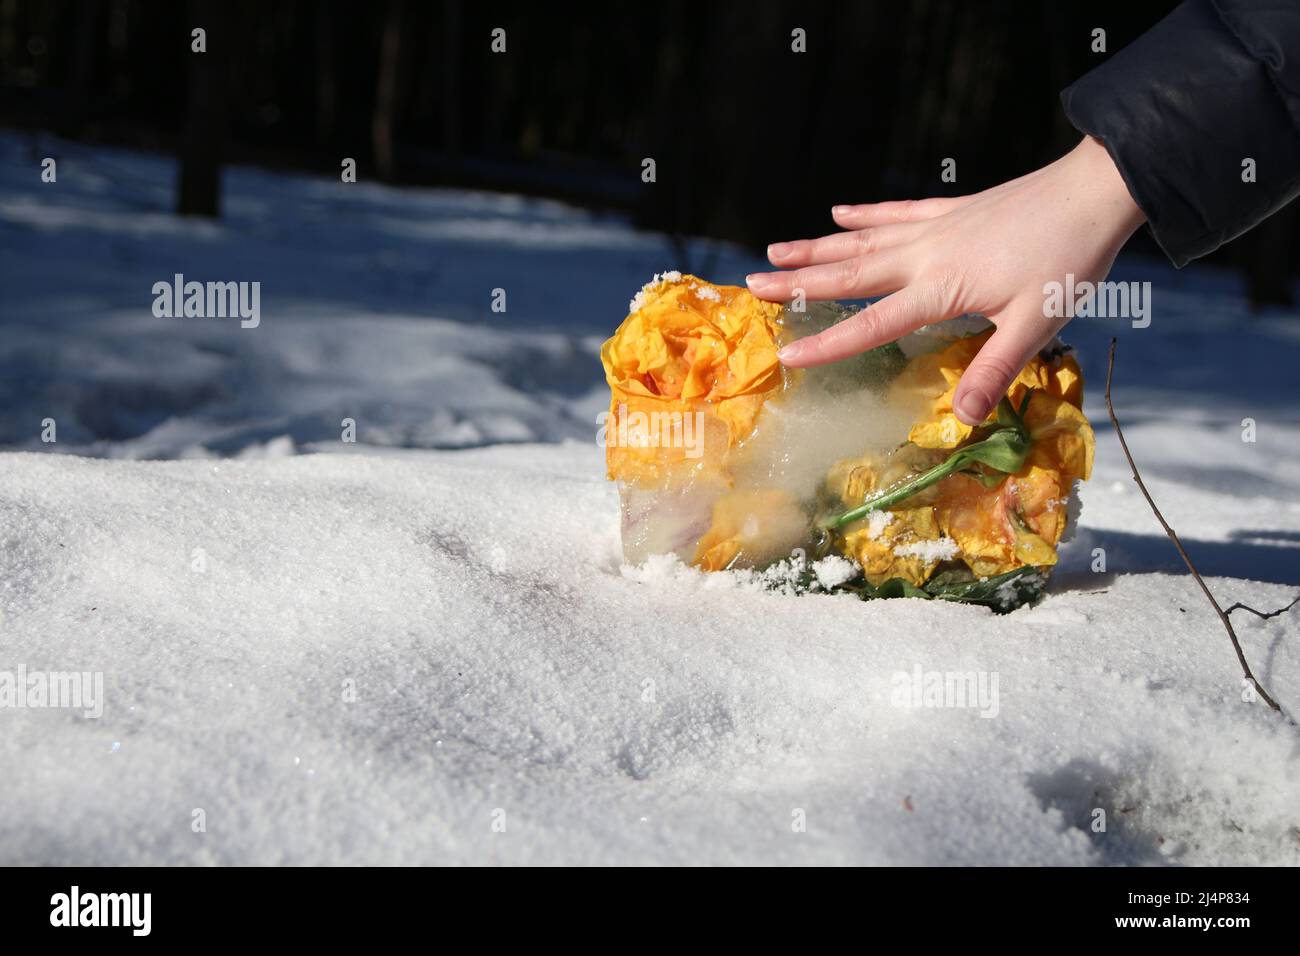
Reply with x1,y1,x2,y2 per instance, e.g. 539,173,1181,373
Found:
954,428,1030,474
958,467,1009,489
861,577,932,600
923,566,1045,613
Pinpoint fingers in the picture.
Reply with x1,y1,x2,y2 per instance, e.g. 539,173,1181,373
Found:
776,287,940,368
831,197,970,230
767,222,919,269
951,317,1046,425
746,249,907,302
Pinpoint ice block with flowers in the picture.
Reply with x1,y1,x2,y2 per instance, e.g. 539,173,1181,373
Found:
601,272,1094,611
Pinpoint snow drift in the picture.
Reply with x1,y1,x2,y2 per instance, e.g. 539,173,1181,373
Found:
1,441,1297,865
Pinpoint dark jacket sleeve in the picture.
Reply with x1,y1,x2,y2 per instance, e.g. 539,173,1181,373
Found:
1061,0,1300,267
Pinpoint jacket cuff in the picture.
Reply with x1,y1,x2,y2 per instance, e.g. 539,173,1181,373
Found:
1061,0,1300,267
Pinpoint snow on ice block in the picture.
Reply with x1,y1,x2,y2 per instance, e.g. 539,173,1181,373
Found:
600,273,1096,611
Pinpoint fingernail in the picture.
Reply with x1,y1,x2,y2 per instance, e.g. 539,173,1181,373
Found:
954,388,991,425
767,242,792,260
777,342,803,364
832,205,851,216
746,273,772,289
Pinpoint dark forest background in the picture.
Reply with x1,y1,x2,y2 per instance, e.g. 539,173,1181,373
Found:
1,0,1296,305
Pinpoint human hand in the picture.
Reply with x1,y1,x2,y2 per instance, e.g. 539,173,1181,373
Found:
746,136,1146,424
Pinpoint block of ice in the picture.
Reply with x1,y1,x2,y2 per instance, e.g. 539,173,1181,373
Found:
600,274,1095,610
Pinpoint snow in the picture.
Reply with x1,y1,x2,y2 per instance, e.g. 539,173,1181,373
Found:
893,536,961,562
628,270,684,312
810,555,861,590
866,510,895,539
2,443,1297,865
2,132,1299,865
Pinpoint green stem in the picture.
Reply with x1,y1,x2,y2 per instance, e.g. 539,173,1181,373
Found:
821,454,966,531
819,396,1033,533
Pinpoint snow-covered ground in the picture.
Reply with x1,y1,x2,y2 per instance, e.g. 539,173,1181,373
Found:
1,132,1298,864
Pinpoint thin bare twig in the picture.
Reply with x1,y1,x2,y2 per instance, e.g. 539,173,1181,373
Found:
1104,339,1282,713
1226,595,1300,622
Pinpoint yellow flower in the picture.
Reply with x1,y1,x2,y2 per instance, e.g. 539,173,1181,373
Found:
825,453,878,509
694,488,808,571
842,506,947,587
835,330,1095,581
892,328,1086,450
933,389,1093,576
826,444,954,586
1022,387,1093,485
933,467,1060,578
601,274,784,484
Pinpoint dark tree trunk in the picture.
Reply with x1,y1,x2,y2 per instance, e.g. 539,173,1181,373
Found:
176,0,228,218
440,0,462,156
371,0,405,182
65,0,103,137
315,2,336,145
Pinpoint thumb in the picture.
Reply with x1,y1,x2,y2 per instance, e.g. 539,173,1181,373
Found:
952,320,1044,425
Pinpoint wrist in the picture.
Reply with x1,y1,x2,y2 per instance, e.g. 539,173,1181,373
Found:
1072,135,1147,242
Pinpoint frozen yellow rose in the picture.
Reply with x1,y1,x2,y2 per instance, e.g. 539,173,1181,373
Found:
601,274,784,484
893,328,1086,450
832,331,1095,582
932,389,1093,576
